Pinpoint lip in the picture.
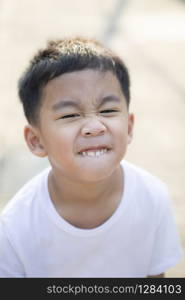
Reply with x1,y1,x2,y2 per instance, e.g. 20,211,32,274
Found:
78,145,111,153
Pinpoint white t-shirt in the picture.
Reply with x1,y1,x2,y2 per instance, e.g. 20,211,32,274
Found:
0,160,183,278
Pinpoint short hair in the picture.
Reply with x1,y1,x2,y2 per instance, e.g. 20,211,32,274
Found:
18,37,130,125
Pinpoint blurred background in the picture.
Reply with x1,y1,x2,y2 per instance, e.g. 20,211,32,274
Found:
0,0,184,277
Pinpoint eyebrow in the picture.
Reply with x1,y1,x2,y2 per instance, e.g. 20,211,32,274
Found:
52,100,80,111
51,95,121,111
99,95,121,107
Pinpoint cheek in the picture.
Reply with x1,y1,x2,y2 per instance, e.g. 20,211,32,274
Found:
111,118,128,139
43,127,75,156
111,121,129,156
55,132,75,155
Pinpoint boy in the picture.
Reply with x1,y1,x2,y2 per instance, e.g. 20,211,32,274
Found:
0,37,182,278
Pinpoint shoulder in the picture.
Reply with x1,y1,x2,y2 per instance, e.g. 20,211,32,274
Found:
0,167,51,226
122,159,168,194
121,160,170,212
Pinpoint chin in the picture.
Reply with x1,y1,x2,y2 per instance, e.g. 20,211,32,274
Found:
75,164,119,183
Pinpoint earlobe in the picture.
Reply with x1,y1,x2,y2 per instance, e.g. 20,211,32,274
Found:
24,125,47,157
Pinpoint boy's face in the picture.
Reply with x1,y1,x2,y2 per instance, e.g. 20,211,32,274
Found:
25,69,134,183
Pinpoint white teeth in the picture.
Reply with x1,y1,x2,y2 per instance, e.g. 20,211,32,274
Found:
81,148,108,157
86,151,95,157
96,151,101,157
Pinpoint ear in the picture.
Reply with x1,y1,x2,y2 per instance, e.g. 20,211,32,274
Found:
127,113,134,144
24,125,47,157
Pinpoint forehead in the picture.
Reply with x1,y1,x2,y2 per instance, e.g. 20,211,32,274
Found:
41,69,125,109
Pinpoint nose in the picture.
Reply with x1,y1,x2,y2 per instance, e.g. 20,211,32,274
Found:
81,117,107,137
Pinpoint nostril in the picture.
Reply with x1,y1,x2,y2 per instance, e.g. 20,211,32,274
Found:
82,122,106,137
84,129,105,136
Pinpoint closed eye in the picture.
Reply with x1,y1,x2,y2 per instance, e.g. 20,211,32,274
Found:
100,109,119,114
61,114,80,119
60,110,119,119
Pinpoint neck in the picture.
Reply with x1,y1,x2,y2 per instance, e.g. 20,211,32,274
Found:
48,164,123,208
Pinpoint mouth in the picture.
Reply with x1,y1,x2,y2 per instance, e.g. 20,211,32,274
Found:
78,146,111,158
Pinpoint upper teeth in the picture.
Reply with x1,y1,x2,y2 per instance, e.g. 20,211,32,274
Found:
81,149,108,157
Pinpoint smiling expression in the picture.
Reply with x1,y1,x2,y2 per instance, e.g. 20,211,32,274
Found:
27,69,134,183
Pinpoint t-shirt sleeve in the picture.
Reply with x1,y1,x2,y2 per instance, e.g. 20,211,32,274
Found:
148,187,183,276
0,221,25,278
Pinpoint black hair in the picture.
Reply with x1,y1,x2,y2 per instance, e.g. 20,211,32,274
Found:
18,37,130,125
